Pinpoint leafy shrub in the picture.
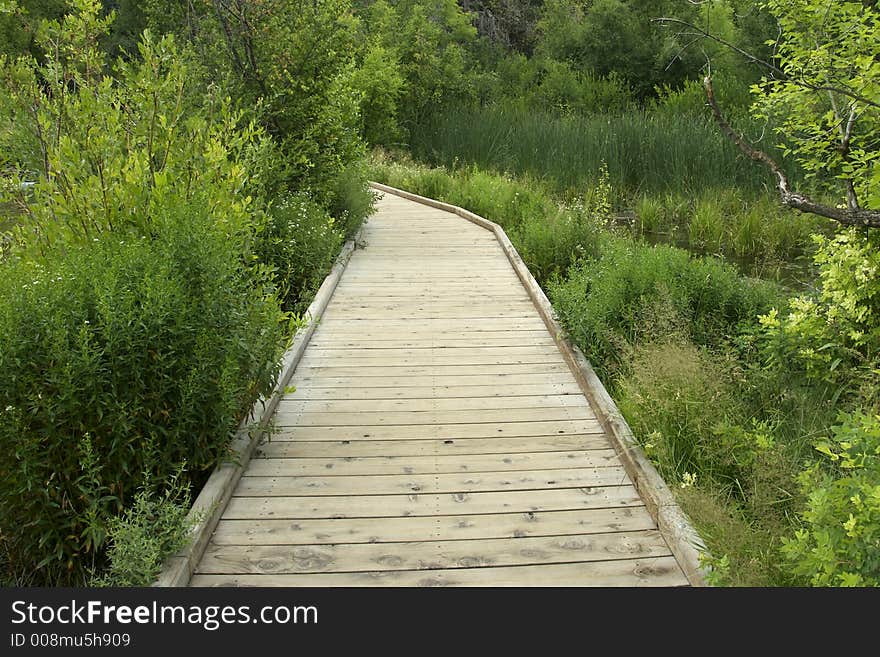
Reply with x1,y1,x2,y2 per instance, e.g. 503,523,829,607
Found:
758,228,880,402
351,43,405,146
511,201,601,283
0,201,285,585
327,160,378,241
259,193,345,313
511,166,609,282
549,237,781,381
93,459,198,587
781,411,880,586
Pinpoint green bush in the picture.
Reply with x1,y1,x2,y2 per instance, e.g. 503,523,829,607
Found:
781,411,880,586
617,341,751,487
0,202,284,585
758,228,880,402
511,168,609,282
93,459,198,587
259,192,345,314
549,237,781,382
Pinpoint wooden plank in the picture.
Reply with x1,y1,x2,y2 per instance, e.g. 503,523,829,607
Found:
236,466,630,497
329,291,529,299
191,556,687,587
311,318,548,329
288,373,577,388
270,419,603,440
210,506,657,545
308,330,553,342
223,485,643,519
246,449,620,476
331,286,520,294
257,434,611,458
276,394,590,413
290,363,571,377
283,383,584,399
300,346,562,358
290,370,571,389
296,352,565,367
319,311,537,320
307,337,557,349
197,530,673,575
272,407,594,428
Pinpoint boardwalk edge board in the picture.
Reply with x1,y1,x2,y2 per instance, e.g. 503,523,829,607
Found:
152,224,366,588
370,180,709,587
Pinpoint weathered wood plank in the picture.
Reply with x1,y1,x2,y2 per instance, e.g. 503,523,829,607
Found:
190,557,688,587
276,394,590,413
311,318,549,330
272,407,595,428
270,419,602,439
302,346,561,358
236,466,631,497
283,383,583,399
224,485,643,519
210,506,656,545
197,530,673,574
247,449,620,476
288,373,577,388
290,364,571,378
296,352,566,367
257,434,610,458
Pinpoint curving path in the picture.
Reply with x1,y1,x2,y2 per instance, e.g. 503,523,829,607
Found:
189,190,693,586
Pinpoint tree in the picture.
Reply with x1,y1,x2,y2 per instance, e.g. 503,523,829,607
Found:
658,0,879,227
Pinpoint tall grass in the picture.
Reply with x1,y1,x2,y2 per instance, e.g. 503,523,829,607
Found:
410,106,786,197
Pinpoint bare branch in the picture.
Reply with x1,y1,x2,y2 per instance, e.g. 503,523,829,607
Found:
703,76,880,228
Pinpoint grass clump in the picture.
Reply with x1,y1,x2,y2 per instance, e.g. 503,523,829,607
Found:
548,237,781,381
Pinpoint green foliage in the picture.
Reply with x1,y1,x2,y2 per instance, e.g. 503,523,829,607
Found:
258,193,345,313
758,229,880,401
356,0,479,136
630,188,826,276
138,0,367,202
0,202,284,585
0,23,272,257
617,341,751,487
0,2,286,586
501,57,633,115
511,191,604,283
93,459,198,587
534,0,704,99
549,237,781,381
0,0,67,59
782,411,880,586
350,43,405,146
749,0,880,209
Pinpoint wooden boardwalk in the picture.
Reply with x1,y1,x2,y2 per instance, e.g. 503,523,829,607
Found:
190,191,690,586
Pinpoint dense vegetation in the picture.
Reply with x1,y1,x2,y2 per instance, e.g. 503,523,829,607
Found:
1,0,877,586
0,0,374,585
